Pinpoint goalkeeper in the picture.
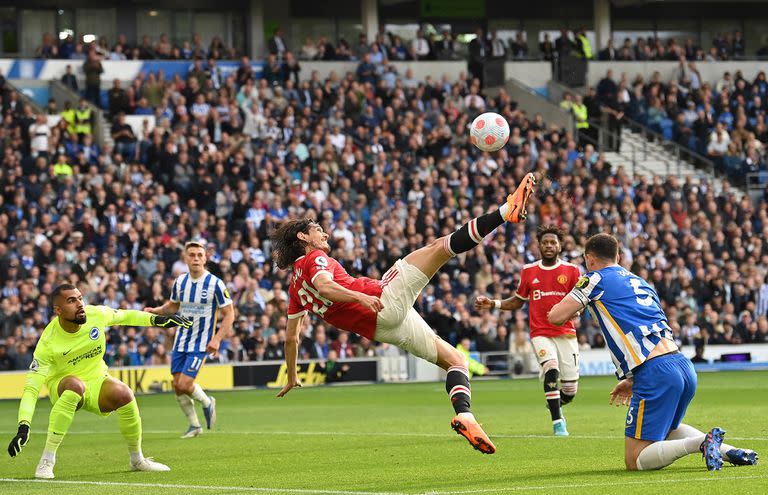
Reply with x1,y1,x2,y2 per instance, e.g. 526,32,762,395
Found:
7,283,192,479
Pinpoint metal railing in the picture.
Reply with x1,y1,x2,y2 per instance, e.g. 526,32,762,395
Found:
3,80,46,114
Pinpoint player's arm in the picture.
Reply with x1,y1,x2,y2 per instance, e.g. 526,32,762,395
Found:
99,306,192,329
475,295,525,311
548,273,599,326
207,303,235,358
8,347,51,457
144,300,181,315
312,272,383,313
277,312,305,398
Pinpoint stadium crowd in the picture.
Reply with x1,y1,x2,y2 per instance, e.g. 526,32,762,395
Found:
582,67,768,183
1,49,768,374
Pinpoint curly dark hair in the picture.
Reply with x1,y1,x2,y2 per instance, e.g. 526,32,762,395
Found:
270,218,315,270
536,224,564,243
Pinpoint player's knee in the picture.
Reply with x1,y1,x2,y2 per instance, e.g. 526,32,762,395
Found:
625,455,639,471
175,378,194,395
113,385,135,408
561,381,578,403
542,359,559,374
560,393,576,405
58,376,85,397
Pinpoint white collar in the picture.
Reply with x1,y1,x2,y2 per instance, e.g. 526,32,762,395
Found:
538,259,562,271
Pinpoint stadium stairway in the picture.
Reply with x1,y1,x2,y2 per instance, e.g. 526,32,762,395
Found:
602,127,743,199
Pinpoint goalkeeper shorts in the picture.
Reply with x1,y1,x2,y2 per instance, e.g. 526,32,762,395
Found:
49,373,111,417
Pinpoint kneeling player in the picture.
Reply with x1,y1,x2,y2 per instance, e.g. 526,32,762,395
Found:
548,234,758,470
7,284,191,479
476,225,581,436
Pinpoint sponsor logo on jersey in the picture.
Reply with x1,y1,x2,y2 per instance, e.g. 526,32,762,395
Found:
315,256,328,268
557,275,568,285
532,289,567,301
532,278,540,284
223,288,231,299
89,327,100,340
29,359,39,371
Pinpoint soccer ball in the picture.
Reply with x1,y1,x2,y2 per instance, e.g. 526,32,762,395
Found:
470,112,510,152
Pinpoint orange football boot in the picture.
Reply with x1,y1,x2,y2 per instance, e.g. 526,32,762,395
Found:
451,415,496,454
504,172,536,223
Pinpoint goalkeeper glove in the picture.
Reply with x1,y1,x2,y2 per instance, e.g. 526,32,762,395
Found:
8,423,29,457
151,314,193,329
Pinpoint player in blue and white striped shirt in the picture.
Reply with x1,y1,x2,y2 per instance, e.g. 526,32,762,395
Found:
146,241,234,438
549,233,758,472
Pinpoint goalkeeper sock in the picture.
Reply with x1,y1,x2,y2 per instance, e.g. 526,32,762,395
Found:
117,399,144,464
445,209,505,256
445,366,472,414
44,389,81,460
635,437,703,470
191,383,212,408
543,367,562,422
668,423,737,457
176,393,201,428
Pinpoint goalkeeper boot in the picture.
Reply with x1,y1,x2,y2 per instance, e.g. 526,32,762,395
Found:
34,459,55,479
553,418,569,437
700,427,725,471
451,414,496,454
725,448,758,466
203,396,217,430
181,425,202,439
131,457,171,472
504,173,536,223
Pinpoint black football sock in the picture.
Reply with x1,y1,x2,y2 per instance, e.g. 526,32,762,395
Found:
446,366,472,414
446,210,505,256
544,368,562,421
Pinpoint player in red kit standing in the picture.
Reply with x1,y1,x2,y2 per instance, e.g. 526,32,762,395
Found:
271,173,537,454
476,225,581,436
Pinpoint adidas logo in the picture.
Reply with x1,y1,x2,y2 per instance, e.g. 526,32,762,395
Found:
532,278,540,284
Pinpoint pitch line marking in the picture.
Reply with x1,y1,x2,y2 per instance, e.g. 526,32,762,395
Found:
3,430,768,442
1,475,767,494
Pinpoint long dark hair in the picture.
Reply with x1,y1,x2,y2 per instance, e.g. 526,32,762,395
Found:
270,218,314,270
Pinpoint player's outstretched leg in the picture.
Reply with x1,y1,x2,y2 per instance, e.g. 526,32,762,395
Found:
99,378,170,472
436,341,496,455
630,427,731,471
669,424,759,467
191,383,216,430
405,173,536,281
36,377,85,479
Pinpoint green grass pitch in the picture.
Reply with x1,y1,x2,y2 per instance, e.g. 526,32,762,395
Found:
1,371,766,494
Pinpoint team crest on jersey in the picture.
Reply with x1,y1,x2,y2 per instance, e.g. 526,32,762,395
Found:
575,276,590,289
315,256,328,268
538,349,547,358
89,327,100,340
557,275,568,285
200,289,209,299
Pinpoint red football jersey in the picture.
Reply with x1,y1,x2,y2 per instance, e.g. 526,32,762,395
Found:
287,249,383,339
515,259,581,338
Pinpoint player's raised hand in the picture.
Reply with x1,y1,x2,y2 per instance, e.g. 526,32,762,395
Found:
609,379,633,407
474,296,494,311
7,423,29,457
151,314,193,329
358,294,384,314
276,376,302,398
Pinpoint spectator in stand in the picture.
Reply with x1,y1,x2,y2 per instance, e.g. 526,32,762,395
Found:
599,39,618,61
268,27,289,60
82,50,104,107
107,79,128,117
489,31,507,60
411,29,432,60
111,112,137,158
539,33,554,61
61,65,78,92
435,30,457,61
468,28,487,87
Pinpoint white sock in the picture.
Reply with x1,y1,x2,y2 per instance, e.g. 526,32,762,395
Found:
635,437,702,470
41,450,56,464
191,383,212,408
498,203,510,219
176,394,200,428
668,423,737,456
458,412,476,422
130,449,144,465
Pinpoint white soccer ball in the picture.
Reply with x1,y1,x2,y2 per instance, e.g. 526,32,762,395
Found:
470,112,510,152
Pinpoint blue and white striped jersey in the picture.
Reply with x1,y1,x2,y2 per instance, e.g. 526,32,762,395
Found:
170,271,232,353
568,265,673,379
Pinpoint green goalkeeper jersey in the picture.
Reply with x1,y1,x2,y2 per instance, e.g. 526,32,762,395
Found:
18,305,153,425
